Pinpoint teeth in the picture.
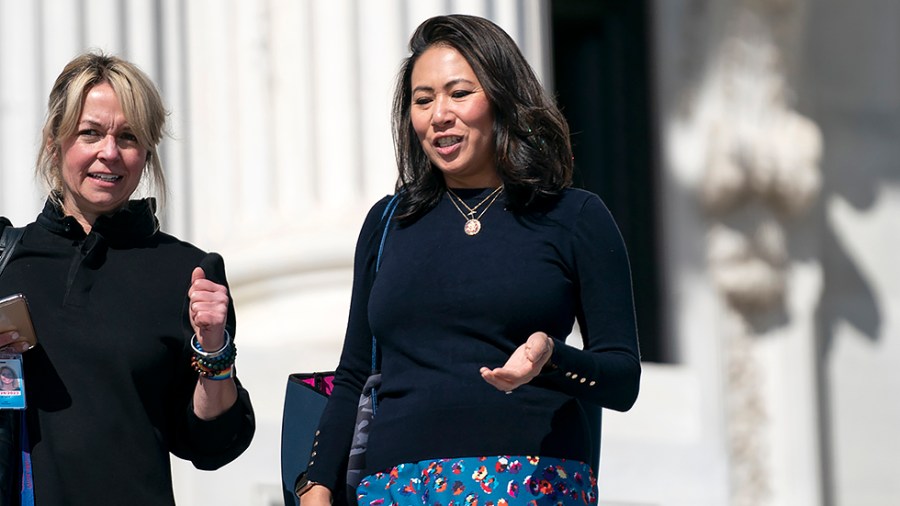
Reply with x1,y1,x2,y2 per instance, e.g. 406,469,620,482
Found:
91,174,122,182
436,136,461,147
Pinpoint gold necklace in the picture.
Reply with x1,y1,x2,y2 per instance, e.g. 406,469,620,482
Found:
446,185,504,216
447,186,504,235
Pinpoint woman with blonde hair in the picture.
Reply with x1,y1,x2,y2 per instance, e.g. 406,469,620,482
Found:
0,52,254,504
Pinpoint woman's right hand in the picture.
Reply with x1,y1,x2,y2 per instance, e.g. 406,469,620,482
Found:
299,484,333,506
0,331,31,354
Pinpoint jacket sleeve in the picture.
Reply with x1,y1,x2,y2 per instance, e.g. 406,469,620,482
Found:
539,194,642,411
170,252,256,470
303,196,393,496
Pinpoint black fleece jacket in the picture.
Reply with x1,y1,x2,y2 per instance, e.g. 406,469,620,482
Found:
0,199,254,505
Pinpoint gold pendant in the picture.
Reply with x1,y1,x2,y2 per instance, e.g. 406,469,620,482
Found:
464,219,481,236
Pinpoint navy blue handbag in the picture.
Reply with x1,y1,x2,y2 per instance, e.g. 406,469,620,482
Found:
280,372,334,506
281,194,400,506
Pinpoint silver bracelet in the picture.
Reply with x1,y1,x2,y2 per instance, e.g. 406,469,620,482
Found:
190,329,232,358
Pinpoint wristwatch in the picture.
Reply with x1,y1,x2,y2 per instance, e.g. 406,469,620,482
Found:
294,473,320,498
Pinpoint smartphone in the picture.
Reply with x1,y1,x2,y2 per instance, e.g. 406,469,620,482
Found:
0,294,37,350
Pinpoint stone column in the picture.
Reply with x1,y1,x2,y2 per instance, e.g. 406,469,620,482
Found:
698,1,824,505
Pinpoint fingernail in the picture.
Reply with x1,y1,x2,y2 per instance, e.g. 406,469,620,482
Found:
9,332,19,341
18,343,31,353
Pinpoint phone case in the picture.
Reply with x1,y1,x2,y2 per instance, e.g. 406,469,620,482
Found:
0,293,38,348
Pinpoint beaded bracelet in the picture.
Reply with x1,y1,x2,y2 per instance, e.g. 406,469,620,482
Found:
192,355,235,374
193,357,236,377
193,343,236,368
193,353,236,374
192,343,236,370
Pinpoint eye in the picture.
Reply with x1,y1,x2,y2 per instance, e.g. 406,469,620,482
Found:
413,96,433,106
119,132,139,143
451,89,474,99
78,129,102,140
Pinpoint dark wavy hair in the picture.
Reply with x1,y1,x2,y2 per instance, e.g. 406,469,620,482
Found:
392,14,573,221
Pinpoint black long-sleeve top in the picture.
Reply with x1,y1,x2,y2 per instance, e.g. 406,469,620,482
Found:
305,188,641,499
0,199,255,505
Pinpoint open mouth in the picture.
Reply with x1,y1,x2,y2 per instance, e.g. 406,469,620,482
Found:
435,136,462,148
89,173,123,183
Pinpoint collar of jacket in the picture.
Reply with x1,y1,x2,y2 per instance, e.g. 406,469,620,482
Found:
36,197,159,246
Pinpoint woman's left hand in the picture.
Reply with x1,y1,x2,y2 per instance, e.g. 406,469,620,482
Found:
0,331,31,354
480,331,554,393
188,265,238,420
188,267,229,351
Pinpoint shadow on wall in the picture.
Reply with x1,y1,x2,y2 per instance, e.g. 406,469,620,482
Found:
802,3,900,505
801,2,898,346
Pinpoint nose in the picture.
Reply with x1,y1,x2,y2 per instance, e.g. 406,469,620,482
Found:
97,134,121,161
431,94,454,128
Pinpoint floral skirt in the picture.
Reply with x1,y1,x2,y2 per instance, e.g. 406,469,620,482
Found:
355,455,597,506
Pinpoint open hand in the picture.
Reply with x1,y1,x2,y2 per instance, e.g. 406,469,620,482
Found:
480,331,554,393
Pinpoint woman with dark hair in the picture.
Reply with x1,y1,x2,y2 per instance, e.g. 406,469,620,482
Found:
392,15,574,217
298,14,640,506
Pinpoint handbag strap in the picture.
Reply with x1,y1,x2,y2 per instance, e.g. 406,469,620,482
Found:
375,194,401,272
0,226,25,279
371,194,401,372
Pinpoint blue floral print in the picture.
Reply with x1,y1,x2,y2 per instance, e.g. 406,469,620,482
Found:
356,455,597,505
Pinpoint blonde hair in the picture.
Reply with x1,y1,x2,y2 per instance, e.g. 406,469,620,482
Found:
36,51,168,208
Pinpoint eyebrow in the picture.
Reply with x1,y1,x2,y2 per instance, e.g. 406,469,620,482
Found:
412,78,477,94
77,119,132,131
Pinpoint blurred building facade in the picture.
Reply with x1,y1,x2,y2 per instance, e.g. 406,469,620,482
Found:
0,1,897,505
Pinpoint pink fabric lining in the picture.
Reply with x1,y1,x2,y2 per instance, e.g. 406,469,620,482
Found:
301,374,334,396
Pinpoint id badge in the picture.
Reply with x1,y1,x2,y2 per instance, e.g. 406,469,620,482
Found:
0,354,26,409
